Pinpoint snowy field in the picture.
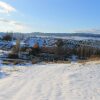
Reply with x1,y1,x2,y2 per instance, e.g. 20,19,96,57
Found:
0,62,100,100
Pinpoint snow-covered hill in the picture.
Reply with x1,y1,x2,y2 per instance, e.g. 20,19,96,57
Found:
0,62,100,100
24,37,56,47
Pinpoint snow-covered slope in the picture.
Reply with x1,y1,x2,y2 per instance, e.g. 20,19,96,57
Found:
24,37,56,47
0,62,100,100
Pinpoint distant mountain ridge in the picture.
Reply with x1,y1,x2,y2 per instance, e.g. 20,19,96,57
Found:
31,32,100,38
0,32,100,38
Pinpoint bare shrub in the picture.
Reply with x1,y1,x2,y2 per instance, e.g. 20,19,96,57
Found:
3,34,12,41
32,58,40,64
13,60,21,65
8,53,18,59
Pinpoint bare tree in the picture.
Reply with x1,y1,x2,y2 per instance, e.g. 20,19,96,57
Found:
55,39,64,55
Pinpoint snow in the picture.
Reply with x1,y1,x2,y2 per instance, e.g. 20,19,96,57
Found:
25,37,56,47
0,71,8,79
0,62,100,100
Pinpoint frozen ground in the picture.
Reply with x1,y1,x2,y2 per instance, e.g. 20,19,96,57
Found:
0,62,100,100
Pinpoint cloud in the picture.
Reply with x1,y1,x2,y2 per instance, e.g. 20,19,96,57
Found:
75,28,100,34
0,1,32,32
0,18,30,32
0,1,16,14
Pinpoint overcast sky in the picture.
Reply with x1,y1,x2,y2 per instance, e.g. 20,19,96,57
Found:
0,0,100,33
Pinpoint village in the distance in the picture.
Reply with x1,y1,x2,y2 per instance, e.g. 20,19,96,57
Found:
0,32,100,65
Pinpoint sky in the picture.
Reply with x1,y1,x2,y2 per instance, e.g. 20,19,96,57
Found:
0,0,100,33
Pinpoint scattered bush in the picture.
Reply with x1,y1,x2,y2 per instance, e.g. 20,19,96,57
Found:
8,53,18,59
32,58,40,64
13,60,21,65
20,47,28,52
2,34,12,41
